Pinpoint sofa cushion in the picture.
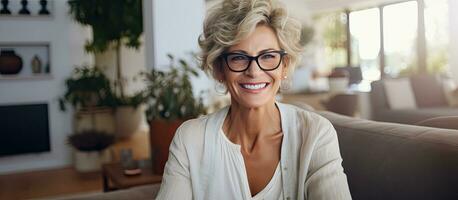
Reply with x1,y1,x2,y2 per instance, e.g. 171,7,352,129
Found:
410,74,448,107
383,78,417,109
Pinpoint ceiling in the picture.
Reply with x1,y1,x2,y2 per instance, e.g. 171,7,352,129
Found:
205,0,413,20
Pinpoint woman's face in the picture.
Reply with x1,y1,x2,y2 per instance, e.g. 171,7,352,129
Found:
221,24,287,109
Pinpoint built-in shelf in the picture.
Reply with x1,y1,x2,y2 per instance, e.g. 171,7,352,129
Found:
0,0,53,18
0,14,53,19
0,74,53,80
0,42,52,80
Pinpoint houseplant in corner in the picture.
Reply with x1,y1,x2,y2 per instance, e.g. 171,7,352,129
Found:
67,130,115,172
68,0,145,138
142,54,206,174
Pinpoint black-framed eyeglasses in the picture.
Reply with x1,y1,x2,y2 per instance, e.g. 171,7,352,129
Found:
220,50,287,72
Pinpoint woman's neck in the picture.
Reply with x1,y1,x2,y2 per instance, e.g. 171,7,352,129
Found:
223,99,282,152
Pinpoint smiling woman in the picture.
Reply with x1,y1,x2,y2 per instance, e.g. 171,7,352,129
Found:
156,0,352,199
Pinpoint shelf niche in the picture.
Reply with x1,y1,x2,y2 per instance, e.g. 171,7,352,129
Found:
0,42,52,80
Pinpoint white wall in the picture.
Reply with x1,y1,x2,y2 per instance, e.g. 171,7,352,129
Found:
0,1,93,174
143,0,211,96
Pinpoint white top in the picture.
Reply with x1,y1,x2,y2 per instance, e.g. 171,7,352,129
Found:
219,129,283,200
156,103,352,200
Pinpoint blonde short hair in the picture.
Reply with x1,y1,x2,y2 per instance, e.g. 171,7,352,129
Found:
198,0,302,80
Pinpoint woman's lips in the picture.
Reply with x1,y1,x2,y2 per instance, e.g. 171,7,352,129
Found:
239,82,269,93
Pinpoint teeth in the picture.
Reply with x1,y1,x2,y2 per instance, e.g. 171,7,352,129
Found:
241,83,267,90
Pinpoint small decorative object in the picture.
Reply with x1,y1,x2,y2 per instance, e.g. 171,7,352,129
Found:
120,148,141,175
18,0,30,15
44,62,50,73
31,55,42,74
0,0,11,15
67,130,115,172
38,0,50,15
0,50,23,75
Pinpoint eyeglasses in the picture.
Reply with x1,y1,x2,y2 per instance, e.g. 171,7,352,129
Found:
220,50,287,72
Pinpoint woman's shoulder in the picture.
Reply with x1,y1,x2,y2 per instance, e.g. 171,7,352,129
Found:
174,107,226,147
281,103,335,142
175,115,209,145
281,103,333,128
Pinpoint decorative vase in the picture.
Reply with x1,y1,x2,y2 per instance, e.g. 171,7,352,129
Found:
149,119,184,174
74,107,115,134
0,50,23,75
18,0,30,15
31,55,42,74
115,105,144,139
38,0,50,15
0,0,11,15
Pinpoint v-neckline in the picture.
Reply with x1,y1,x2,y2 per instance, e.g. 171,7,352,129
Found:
218,102,286,198
220,128,282,198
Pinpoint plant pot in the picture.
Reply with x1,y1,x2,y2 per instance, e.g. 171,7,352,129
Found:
74,149,112,172
0,50,23,75
115,105,144,138
74,107,115,133
149,119,184,174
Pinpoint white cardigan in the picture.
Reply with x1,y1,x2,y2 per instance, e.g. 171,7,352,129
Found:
156,103,352,200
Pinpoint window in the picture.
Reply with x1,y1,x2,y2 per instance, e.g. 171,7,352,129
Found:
349,8,381,81
424,0,449,74
383,1,418,77
313,12,348,73
313,0,450,81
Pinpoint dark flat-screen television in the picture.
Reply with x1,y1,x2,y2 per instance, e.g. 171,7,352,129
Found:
0,103,51,157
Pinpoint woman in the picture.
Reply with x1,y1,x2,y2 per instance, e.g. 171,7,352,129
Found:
156,0,351,199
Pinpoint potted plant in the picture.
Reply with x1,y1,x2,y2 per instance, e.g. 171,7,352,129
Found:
142,54,206,174
68,0,145,138
112,91,146,138
67,130,115,172
59,66,117,133
59,66,113,111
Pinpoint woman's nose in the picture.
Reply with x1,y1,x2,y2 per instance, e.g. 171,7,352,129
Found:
244,59,263,77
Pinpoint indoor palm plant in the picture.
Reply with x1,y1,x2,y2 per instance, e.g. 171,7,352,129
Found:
142,54,206,173
68,0,145,138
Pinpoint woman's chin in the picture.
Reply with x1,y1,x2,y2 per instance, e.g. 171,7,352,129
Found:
233,96,275,109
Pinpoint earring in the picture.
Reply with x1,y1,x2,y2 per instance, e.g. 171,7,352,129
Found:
280,76,292,92
215,80,227,95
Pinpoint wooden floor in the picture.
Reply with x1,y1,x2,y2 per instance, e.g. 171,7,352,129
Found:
0,167,103,200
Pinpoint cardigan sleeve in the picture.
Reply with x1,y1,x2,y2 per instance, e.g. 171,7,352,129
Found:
304,120,352,200
155,125,193,200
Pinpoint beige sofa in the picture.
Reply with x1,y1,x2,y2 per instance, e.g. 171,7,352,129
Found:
370,75,458,125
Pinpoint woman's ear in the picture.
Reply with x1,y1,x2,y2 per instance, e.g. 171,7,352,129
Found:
282,56,290,79
214,61,225,82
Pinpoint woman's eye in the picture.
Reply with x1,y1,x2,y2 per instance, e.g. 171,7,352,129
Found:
260,53,277,60
230,55,248,61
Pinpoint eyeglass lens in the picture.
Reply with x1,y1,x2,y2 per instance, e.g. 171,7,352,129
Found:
226,52,282,71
